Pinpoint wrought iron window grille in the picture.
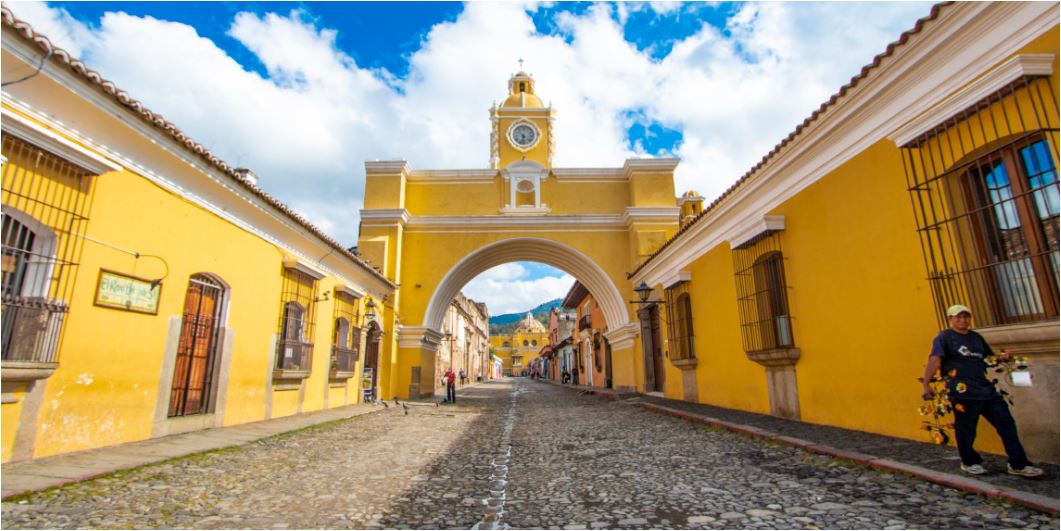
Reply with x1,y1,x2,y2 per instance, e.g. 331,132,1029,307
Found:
900,75,1059,328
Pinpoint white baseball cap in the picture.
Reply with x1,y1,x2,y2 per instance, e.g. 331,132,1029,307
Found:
946,304,972,317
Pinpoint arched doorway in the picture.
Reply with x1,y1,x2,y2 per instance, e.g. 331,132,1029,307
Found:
362,321,382,402
169,273,228,417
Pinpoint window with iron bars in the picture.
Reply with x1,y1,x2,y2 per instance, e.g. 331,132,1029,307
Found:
664,281,695,361
900,75,1059,328
733,232,795,353
2,137,94,370
331,291,360,376
275,267,318,374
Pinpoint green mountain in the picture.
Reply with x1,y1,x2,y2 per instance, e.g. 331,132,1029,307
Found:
488,298,562,336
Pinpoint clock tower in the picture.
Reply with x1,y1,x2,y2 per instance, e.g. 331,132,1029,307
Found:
490,68,555,169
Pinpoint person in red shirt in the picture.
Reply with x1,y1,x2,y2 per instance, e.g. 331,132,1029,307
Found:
444,368,456,404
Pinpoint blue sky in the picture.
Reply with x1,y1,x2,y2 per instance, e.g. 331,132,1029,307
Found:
11,1,934,314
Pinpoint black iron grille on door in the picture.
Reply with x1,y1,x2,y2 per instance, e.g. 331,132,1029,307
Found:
169,275,225,417
900,75,1059,328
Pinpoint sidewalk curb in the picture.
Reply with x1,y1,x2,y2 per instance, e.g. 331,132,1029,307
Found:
633,401,1059,516
1,405,386,501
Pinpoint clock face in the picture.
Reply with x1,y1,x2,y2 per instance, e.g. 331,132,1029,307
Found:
511,123,538,147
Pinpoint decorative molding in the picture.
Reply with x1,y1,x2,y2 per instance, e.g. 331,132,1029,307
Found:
359,208,411,225
603,322,640,351
746,347,802,367
552,168,627,181
505,119,542,153
632,2,1057,288
623,158,680,177
403,214,624,228
407,169,498,181
728,215,785,250
1,107,123,174
397,326,443,352
1,361,58,382
623,206,681,226
499,206,551,215
662,271,691,289
282,257,327,280
334,284,364,299
888,53,1056,146
364,160,411,174
671,358,698,370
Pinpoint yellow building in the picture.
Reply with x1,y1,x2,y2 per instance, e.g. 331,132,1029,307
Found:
359,68,680,399
629,3,1059,462
490,313,549,377
1,9,396,463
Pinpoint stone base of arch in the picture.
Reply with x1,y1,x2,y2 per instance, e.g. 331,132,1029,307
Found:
397,327,443,399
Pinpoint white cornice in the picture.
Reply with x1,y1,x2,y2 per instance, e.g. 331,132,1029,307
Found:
632,2,1056,287
334,283,365,299
552,167,627,181
359,208,411,225
662,271,691,289
728,215,785,250
603,322,640,351
888,53,1056,146
1,106,122,174
498,206,552,215
397,326,443,352
623,206,680,226
282,257,327,280
623,158,680,176
403,214,625,228
365,160,410,174
407,169,497,181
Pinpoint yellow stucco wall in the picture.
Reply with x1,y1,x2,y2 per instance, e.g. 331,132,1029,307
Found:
1,110,384,462
661,28,1060,456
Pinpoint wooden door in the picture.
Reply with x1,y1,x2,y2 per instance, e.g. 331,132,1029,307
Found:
169,275,224,417
649,306,664,392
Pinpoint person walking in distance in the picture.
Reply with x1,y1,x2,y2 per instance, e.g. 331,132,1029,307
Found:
445,368,457,404
921,304,1043,477
459,367,467,387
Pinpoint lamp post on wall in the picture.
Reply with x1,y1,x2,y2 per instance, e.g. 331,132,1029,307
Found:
363,298,377,324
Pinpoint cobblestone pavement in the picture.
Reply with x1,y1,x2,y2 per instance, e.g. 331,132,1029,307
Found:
2,379,1058,530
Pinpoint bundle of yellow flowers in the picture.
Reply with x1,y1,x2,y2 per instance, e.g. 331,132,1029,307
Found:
917,350,1026,445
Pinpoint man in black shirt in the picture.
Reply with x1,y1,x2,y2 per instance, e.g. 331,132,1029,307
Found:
921,304,1043,478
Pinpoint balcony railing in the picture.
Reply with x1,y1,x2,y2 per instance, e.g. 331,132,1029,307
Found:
330,345,358,379
578,314,592,331
275,339,313,380
2,295,68,369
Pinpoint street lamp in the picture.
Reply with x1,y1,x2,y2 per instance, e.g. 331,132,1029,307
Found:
632,281,664,305
363,298,377,323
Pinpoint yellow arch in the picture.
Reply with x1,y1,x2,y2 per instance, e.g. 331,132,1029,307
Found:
422,237,627,331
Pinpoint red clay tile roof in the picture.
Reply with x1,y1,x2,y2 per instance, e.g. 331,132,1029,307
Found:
1,6,396,289
629,2,951,279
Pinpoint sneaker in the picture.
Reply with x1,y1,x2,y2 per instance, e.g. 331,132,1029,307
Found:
960,463,987,475
1007,464,1044,478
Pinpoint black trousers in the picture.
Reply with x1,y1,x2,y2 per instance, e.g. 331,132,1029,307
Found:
446,381,456,403
952,395,1030,468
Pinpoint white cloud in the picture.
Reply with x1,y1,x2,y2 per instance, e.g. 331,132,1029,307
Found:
7,0,934,249
461,271,574,316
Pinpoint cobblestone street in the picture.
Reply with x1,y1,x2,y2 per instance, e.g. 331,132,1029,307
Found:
2,379,1058,530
